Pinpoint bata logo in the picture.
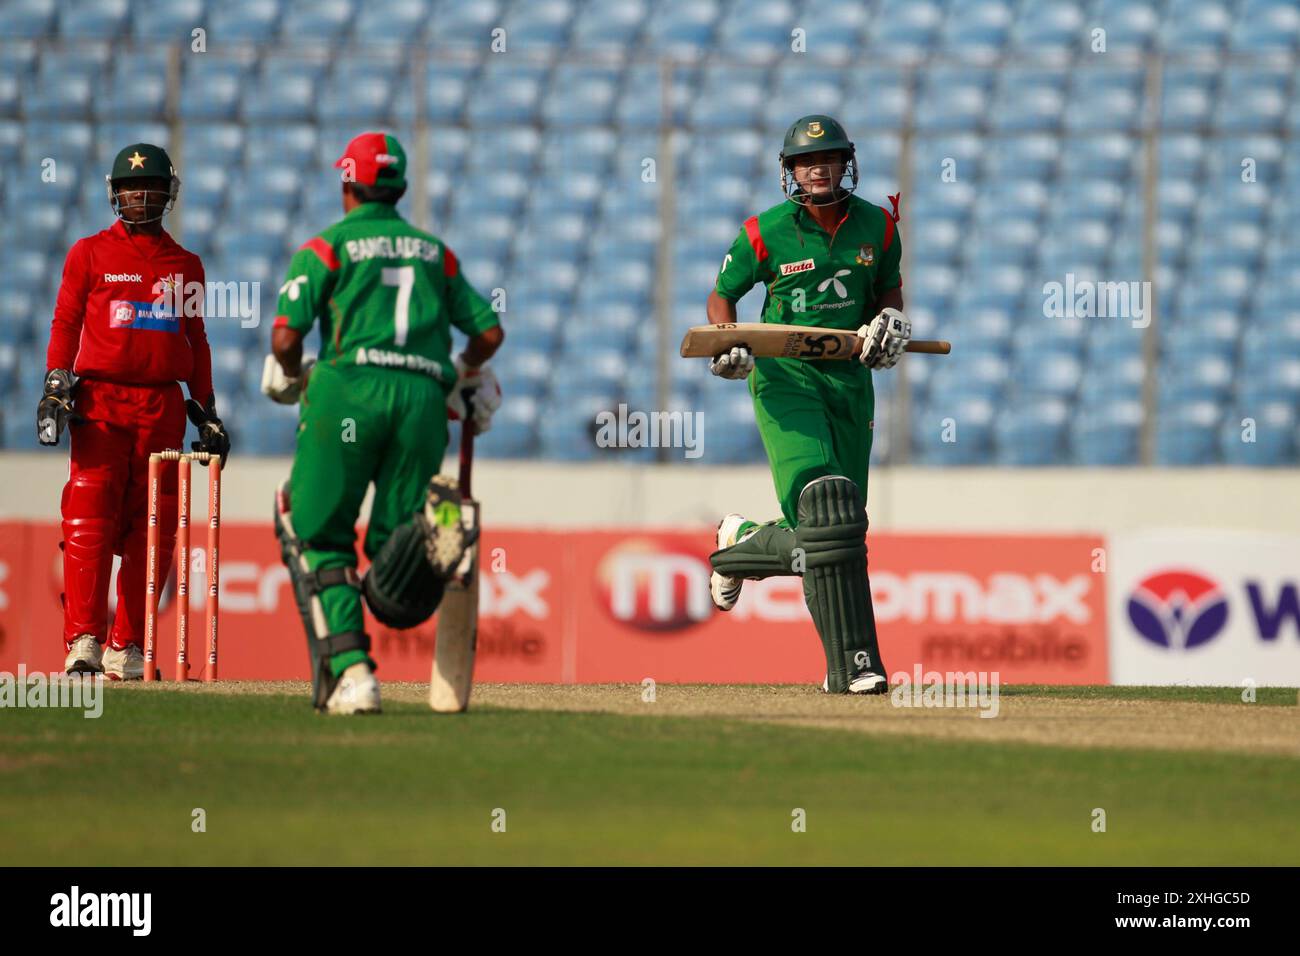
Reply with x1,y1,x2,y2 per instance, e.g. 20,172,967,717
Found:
871,572,1093,624
780,258,816,276
104,273,143,282
596,539,712,632
375,152,399,165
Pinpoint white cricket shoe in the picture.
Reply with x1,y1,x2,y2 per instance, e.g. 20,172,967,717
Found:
326,663,382,715
709,513,751,611
103,644,145,681
821,672,889,695
64,635,103,675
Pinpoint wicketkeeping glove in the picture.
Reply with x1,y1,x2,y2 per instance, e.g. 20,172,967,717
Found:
710,345,755,380
186,397,231,467
857,307,911,370
36,368,79,446
446,357,502,434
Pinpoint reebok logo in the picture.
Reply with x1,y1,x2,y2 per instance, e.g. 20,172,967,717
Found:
104,273,143,283
780,258,816,276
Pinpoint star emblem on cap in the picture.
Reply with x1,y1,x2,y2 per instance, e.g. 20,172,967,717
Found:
128,151,146,169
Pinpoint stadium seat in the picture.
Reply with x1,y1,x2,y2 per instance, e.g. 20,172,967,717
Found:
130,0,204,41
995,398,1070,465
59,0,129,39
1155,399,1221,464
0,0,56,38
467,62,547,124
428,0,500,45
1072,399,1142,464
180,56,252,120
502,0,576,48
571,0,649,49
1230,0,1300,54
1220,402,1296,465
207,0,283,42
277,0,355,43
1090,0,1158,52
1164,1,1233,53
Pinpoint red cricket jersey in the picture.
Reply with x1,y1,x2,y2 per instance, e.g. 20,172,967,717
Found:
46,218,213,406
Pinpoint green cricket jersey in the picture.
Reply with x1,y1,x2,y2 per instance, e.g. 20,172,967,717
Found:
714,194,902,330
274,202,498,385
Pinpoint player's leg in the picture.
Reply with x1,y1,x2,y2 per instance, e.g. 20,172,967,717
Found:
276,364,383,712
361,373,469,627
60,382,134,675
796,474,886,694
109,383,187,680
802,370,886,693
709,364,826,611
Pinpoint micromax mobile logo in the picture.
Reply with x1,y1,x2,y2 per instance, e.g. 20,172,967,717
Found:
597,540,712,632
871,572,1093,624
1127,569,1228,650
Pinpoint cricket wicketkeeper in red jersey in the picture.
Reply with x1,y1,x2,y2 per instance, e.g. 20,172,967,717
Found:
42,142,230,680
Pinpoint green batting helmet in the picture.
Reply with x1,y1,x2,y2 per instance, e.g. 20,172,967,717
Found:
105,142,180,223
779,114,858,206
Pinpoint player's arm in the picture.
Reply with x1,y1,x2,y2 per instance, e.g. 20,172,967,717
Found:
263,240,337,402
443,246,505,431
38,240,93,445
183,259,214,408
707,227,760,378
859,221,909,370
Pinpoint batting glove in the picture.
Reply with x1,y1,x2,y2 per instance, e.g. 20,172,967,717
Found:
260,353,314,405
446,357,502,434
857,307,911,370
710,345,755,380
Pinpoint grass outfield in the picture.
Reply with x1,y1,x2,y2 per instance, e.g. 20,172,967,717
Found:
3,683,1298,866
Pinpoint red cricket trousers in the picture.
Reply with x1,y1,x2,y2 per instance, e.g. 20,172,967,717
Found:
61,379,186,649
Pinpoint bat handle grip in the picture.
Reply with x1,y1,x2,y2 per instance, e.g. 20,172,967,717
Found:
459,388,476,498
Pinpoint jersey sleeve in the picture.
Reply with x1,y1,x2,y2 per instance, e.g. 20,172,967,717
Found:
184,256,213,407
442,246,499,337
874,213,902,296
714,226,761,301
274,237,340,334
47,238,92,372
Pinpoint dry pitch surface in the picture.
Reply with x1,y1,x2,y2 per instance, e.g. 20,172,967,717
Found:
157,680,1300,757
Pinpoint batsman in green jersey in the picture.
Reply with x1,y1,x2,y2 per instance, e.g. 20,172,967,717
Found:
261,132,504,714
705,115,912,694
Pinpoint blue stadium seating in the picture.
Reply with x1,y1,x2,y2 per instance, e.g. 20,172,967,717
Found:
5,0,1299,466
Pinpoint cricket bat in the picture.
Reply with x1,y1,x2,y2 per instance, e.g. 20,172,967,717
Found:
679,323,950,361
430,418,479,713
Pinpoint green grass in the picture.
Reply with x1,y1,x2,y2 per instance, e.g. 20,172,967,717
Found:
999,685,1299,706
3,687,1298,865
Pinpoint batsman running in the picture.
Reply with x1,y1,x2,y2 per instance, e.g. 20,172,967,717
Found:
262,132,503,715
705,115,910,694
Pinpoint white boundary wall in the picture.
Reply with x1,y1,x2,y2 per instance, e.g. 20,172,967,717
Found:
2,453,1296,533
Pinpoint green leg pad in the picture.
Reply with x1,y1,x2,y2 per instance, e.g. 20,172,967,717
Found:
710,523,798,580
795,476,884,693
